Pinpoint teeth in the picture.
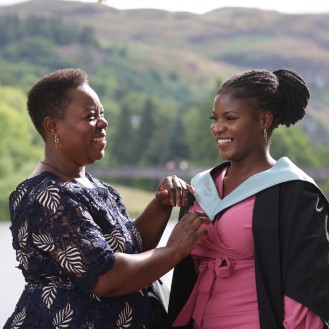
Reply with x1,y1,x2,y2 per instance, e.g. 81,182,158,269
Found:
217,139,232,145
93,137,105,142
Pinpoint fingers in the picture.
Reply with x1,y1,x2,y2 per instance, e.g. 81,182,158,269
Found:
180,211,210,244
167,211,210,259
169,176,187,207
182,211,210,229
157,175,194,207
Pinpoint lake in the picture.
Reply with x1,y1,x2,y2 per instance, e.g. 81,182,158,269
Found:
0,220,175,327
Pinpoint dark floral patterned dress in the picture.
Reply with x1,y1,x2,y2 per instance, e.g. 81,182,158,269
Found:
4,172,153,329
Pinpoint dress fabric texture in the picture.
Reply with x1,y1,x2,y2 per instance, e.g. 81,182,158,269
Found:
4,172,152,329
168,160,329,329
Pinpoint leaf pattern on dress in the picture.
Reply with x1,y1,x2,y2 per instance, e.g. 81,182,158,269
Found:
52,303,73,329
42,282,57,309
80,238,92,247
130,225,143,251
107,213,116,226
58,246,86,273
13,185,27,210
18,220,28,248
117,302,133,328
90,293,101,301
104,229,125,252
17,249,29,270
8,173,150,328
37,185,60,213
33,233,55,252
10,307,26,329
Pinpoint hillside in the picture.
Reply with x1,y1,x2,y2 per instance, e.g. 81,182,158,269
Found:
1,0,329,143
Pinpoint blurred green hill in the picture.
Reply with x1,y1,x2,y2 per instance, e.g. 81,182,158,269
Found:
1,0,329,142
0,0,328,220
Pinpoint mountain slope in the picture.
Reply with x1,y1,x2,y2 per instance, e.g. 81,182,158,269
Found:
1,0,329,142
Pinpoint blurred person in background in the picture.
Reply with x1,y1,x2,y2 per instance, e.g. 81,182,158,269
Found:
4,68,209,329
168,68,329,329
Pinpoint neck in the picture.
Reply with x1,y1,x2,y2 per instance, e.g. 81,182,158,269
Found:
40,160,84,180
225,155,275,180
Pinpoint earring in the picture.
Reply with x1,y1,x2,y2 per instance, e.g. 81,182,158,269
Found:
54,134,60,145
264,129,268,143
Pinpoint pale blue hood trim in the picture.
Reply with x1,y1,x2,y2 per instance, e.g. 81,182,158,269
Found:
191,157,316,220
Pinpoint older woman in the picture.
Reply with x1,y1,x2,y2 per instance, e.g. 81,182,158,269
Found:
4,68,208,329
168,69,329,329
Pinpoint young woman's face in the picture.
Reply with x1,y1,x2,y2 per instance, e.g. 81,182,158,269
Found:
210,93,265,162
56,83,108,166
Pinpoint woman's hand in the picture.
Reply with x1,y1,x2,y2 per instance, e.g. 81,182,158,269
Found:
156,175,195,207
93,211,209,297
166,211,210,259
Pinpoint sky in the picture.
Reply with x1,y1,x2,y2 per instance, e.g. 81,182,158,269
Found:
1,0,329,15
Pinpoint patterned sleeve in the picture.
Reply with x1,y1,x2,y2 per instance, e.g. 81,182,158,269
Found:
30,181,116,293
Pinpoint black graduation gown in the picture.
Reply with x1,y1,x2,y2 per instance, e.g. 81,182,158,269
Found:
168,163,329,329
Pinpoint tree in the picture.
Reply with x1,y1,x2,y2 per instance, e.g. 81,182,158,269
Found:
134,98,158,165
110,104,139,165
0,87,43,220
270,125,319,167
183,85,220,167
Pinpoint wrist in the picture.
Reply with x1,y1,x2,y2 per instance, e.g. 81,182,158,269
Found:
154,196,173,210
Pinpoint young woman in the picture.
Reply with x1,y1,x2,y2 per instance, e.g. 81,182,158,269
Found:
168,68,329,329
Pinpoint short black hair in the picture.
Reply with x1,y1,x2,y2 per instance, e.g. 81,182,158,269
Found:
27,68,89,138
217,68,310,130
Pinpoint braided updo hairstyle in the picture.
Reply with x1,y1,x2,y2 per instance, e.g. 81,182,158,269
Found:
27,68,89,139
217,68,310,133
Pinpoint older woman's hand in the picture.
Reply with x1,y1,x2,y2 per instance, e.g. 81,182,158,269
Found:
155,175,194,207
166,211,209,258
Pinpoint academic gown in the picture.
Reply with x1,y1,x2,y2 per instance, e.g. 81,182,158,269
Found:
168,159,329,329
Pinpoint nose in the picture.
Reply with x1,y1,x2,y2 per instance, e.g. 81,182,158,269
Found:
211,120,224,135
97,116,108,128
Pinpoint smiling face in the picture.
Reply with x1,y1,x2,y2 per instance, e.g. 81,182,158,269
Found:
210,93,266,163
54,83,108,166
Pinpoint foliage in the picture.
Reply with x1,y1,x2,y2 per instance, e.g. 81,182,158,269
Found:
0,5,328,218
270,125,318,167
0,86,43,220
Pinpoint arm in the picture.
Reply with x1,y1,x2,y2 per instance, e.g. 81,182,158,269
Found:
134,175,195,251
33,180,207,298
93,210,209,297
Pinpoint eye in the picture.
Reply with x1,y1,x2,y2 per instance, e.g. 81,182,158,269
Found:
209,114,217,121
87,114,96,120
225,115,238,121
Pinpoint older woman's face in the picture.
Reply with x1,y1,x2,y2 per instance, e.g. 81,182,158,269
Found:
55,83,108,166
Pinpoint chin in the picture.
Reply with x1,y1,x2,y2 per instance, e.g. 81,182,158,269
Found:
219,152,229,161
95,153,105,161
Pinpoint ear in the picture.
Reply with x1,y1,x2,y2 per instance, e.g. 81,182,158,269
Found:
260,112,273,129
43,116,57,134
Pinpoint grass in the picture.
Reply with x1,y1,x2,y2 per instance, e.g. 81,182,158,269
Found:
112,184,154,219
112,184,180,220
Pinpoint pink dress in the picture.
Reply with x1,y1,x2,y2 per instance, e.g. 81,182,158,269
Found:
173,168,323,329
